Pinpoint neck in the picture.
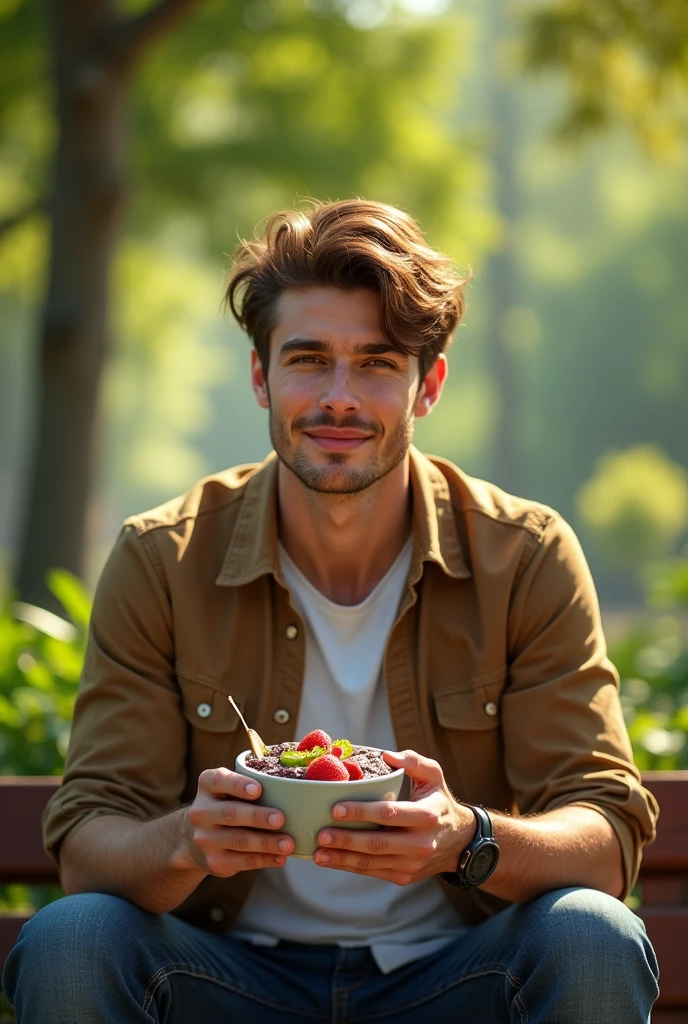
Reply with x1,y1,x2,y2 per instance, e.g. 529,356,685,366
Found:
277,457,413,605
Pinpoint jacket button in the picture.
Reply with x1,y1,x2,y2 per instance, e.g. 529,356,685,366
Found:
209,907,225,923
285,624,298,640
484,701,498,717
197,703,212,718
273,708,290,725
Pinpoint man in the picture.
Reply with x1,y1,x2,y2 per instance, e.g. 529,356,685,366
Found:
4,199,659,1022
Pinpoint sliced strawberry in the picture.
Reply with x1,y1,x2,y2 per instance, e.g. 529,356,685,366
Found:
331,745,343,758
305,754,349,781
297,729,332,752
344,760,364,780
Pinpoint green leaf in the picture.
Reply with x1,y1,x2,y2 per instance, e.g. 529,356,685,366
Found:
332,738,354,759
45,569,92,632
280,745,329,767
280,749,309,767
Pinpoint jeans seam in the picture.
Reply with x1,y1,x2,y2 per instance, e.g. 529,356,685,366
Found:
142,963,328,1019
353,962,513,1021
507,969,528,1024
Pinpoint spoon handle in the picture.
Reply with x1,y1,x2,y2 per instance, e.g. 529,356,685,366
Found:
228,695,268,759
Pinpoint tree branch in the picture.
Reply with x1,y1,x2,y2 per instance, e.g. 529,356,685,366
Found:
111,0,205,72
0,201,44,242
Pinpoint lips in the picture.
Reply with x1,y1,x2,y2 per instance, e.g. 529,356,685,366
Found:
303,427,374,452
306,428,373,440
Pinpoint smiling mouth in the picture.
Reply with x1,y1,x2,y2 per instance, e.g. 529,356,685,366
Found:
304,428,374,452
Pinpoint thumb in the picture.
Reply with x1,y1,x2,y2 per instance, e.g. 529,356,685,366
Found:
383,749,443,786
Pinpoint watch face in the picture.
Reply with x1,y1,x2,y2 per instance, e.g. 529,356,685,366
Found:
467,843,498,884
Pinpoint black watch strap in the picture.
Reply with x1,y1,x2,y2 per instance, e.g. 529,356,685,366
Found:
470,804,493,840
441,803,499,890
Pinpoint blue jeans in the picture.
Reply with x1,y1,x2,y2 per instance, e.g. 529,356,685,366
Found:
3,887,658,1023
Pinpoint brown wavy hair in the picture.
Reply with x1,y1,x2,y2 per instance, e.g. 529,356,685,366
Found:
225,199,469,381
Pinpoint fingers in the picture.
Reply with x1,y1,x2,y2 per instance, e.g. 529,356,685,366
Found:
203,849,290,877
317,825,435,861
195,768,287,831
191,766,296,869
383,749,443,785
313,849,417,886
195,824,294,861
330,799,438,828
199,767,262,801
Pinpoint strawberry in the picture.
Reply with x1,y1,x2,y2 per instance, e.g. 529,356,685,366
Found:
305,754,349,781
331,745,343,758
297,729,332,752
344,760,364,780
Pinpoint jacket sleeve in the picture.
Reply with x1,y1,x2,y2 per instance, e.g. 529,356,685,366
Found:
43,523,188,869
501,511,659,897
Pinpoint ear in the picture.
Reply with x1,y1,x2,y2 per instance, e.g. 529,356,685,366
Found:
414,353,447,418
251,350,270,410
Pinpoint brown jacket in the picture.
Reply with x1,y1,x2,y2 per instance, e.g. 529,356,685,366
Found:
44,447,658,932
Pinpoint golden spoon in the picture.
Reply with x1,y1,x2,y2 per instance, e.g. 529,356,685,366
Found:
228,695,268,759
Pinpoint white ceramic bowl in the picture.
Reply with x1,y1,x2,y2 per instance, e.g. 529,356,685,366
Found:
234,747,407,858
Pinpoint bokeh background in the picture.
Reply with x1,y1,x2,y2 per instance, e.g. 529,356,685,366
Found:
1,1,687,777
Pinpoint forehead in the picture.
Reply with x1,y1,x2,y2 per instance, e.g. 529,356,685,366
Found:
271,286,383,348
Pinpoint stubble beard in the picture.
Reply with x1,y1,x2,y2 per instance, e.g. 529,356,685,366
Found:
269,409,413,495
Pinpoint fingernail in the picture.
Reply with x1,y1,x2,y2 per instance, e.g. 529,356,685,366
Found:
246,783,259,797
274,855,285,865
333,805,347,818
278,838,291,852
320,832,333,845
318,852,330,865
268,812,280,826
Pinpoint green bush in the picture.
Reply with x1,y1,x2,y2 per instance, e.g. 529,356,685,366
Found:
0,570,90,955
612,557,688,770
0,570,89,776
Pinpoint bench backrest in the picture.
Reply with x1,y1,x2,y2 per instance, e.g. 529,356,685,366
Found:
1,773,687,1019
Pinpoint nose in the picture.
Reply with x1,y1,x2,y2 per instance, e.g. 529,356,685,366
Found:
319,362,360,417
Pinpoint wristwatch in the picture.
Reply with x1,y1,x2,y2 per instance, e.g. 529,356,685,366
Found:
441,804,499,889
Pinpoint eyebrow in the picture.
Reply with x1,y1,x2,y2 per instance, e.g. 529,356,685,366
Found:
279,338,407,358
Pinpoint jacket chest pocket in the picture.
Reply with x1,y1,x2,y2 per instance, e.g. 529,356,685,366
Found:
433,674,504,731
178,675,249,796
432,674,511,810
179,676,246,733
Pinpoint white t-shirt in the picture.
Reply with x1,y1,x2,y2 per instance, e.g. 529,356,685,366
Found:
230,538,467,973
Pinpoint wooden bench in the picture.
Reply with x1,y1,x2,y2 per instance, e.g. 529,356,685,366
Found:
2,773,687,1020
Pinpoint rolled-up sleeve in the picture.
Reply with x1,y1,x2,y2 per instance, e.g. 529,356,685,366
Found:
43,523,187,869
502,512,659,897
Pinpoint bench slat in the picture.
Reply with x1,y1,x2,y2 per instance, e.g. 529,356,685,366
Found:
0,778,60,883
637,906,688,1006
636,775,688,873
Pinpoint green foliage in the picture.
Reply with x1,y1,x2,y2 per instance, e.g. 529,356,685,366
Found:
0,570,89,775
612,557,688,770
0,570,91,1000
520,0,688,157
576,445,688,570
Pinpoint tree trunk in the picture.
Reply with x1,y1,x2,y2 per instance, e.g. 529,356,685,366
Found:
14,0,125,611
13,0,201,611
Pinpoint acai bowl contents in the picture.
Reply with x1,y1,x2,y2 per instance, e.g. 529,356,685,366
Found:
245,728,394,782
234,728,406,858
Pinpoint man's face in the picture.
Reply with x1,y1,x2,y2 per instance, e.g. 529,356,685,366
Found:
251,286,446,495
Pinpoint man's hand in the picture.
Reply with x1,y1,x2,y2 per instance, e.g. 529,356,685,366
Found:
183,767,295,876
314,750,474,885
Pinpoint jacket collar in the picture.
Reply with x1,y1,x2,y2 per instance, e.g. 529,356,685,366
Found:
216,446,470,587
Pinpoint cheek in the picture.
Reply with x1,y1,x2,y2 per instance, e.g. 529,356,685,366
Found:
364,376,414,411
270,377,313,411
